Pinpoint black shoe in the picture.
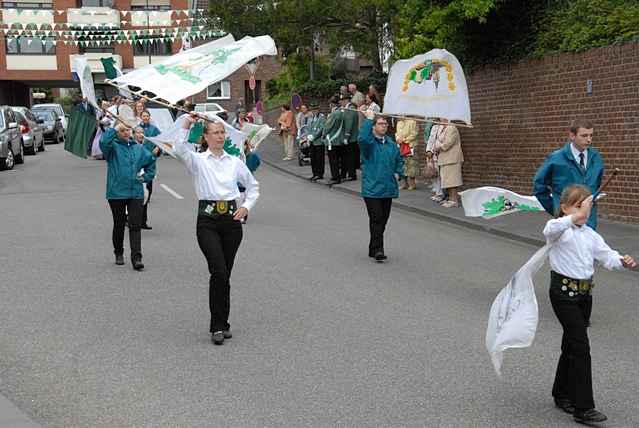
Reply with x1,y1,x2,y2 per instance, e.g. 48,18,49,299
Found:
141,224,152,230
374,252,387,262
328,179,341,185
212,331,225,345
223,329,232,339
308,175,317,181
573,409,607,423
115,254,125,265
132,257,144,271
554,397,575,414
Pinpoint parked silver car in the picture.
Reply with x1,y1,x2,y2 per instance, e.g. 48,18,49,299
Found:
32,103,68,131
12,107,44,155
33,110,65,144
0,106,25,170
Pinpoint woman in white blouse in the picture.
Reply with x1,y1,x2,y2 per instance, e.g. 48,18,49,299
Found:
174,114,260,345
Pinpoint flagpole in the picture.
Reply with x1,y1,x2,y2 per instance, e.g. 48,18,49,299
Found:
340,107,473,128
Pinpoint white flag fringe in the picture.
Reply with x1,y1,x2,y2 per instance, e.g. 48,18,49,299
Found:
383,49,471,125
460,186,544,219
486,244,549,377
111,34,277,104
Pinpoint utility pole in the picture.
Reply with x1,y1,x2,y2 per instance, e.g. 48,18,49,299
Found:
146,0,151,65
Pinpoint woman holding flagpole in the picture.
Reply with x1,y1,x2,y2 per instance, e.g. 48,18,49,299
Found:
173,114,259,345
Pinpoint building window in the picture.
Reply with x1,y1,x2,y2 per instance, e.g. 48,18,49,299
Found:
1,1,53,8
130,5,171,10
78,0,114,7
79,45,115,54
5,37,56,55
207,81,231,100
133,39,172,56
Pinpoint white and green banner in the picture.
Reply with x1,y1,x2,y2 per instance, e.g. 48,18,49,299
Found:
72,56,98,108
460,187,544,219
110,34,277,104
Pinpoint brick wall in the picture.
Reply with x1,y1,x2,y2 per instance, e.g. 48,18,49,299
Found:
190,55,282,111
458,42,639,224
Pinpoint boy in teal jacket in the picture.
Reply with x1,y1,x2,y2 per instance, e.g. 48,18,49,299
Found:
358,112,404,262
100,124,156,270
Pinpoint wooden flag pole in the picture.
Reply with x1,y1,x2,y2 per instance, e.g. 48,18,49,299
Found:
593,167,620,201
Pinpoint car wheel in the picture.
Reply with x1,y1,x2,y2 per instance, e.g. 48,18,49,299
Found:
25,140,36,155
38,136,45,152
2,148,15,170
15,141,24,164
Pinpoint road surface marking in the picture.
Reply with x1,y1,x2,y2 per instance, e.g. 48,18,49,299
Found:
160,183,184,200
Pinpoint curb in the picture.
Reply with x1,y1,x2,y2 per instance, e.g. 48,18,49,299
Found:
262,158,546,248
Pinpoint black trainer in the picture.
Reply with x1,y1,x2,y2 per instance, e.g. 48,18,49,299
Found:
212,331,224,345
115,254,125,265
223,329,232,339
132,257,144,271
573,409,607,423
141,224,152,230
374,252,387,262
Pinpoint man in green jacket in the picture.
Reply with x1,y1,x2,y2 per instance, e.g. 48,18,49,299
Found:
340,95,360,181
358,109,404,262
323,95,346,185
304,101,326,181
100,123,156,270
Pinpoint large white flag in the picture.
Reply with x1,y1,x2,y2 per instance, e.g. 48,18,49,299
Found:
460,187,544,219
383,49,471,125
486,244,549,377
240,122,273,151
110,34,277,104
72,56,98,108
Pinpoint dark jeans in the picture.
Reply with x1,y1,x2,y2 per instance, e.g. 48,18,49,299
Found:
549,282,595,410
327,145,345,180
108,198,143,260
196,214,243,333
310,144,325,178
364,197,392,256
341,143,357,179
142,180,153,225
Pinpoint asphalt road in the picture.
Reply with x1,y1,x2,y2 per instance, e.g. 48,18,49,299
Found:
1,143,638,427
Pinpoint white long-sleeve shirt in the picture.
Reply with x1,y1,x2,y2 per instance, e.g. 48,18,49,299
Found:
543,215,623,279
173,128,259,211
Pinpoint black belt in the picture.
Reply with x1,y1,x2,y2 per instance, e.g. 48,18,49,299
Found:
198,200,237,217
551,270,594,296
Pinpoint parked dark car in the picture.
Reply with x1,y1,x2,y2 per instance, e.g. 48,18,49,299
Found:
0,106,24,170
33,110,65,144
12,108,44,155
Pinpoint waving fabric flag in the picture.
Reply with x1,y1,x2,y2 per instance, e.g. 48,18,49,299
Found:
383,49,471,125
486,244,549,377
460,187,544,219
240,122,273,151
110,34,277,104
72,56,98,108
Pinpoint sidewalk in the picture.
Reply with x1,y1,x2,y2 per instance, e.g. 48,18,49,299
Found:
0,391,41,428
259,136,639,261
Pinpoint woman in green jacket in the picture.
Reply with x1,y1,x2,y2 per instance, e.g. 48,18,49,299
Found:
99,123,156,270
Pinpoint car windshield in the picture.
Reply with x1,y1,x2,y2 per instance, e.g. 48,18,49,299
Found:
35,111,55,121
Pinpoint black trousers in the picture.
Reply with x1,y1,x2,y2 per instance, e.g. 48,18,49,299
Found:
142,180,153,225
327,145,345,180
364,197,392,256
310,144,325,178
108,199,143,259
549,279,595,410
341,143,357,179
196,214,243,333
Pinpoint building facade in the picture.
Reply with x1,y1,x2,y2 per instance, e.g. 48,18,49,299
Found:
0,0,281,110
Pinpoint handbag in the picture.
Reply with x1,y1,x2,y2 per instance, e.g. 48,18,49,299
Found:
423,159,438,178
399,142,412,157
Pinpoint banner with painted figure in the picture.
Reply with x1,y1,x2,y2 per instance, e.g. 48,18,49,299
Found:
72,56,98,108
460,187,544,219
383,49,471,125
145,113,248,159
110,34,278,104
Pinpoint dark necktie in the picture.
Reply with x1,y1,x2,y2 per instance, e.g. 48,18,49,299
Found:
579,152,585,170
